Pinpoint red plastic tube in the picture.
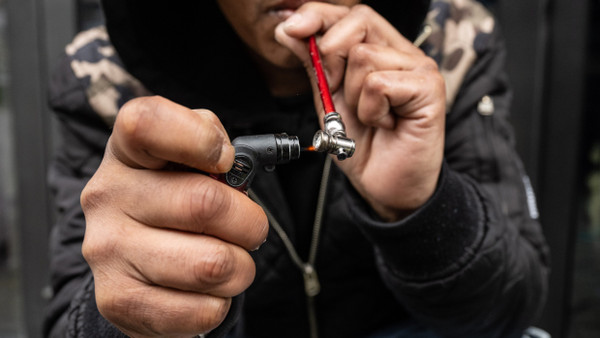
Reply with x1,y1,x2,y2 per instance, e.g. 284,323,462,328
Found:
308,35,336,114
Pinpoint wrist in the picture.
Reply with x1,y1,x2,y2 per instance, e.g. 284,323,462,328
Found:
357,168,441,223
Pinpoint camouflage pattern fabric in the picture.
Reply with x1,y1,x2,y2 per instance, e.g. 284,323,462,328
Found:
422,0,495,110
65,26,151,126
65,0,494,124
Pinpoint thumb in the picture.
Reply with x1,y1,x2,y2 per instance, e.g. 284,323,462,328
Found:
274,3,350,93
276,31,339,128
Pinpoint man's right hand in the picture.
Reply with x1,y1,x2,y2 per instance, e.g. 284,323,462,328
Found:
80,96,268,337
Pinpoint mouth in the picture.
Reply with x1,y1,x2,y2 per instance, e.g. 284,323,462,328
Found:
267,0,313,19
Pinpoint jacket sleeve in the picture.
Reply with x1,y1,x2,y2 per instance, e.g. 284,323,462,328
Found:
346,24,549,338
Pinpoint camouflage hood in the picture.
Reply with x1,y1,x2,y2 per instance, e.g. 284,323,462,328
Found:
53,0,495,129
99,0,431,114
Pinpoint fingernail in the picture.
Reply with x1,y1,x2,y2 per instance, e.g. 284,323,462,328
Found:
217,142,235,172
252,238,267,252
274,23,285,43
283,13,303,30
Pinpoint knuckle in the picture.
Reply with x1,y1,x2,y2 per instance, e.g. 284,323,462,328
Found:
351,4,376,18
94,289,115,318
363,72,387,94
188,180,229,226
193,125,225,165
194,244,234,285
190,110,230,170
96,286,135,323
80,177,106,213
100,288,162,336
80,178,121,264
81,223,118,265
421,56,440,73
81,233,101,263
252,209,269,247
348,44,373,68
96,290,126,321
299,1,328,13
239,201,269,250
194,108,221,126
421,58,446,93
116,96,163,146
138,309,163,336
194,297,231,331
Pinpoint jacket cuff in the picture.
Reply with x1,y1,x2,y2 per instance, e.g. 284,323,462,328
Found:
346,162,487,281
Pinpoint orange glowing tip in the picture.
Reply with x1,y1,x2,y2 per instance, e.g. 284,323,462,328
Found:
302,145,316,152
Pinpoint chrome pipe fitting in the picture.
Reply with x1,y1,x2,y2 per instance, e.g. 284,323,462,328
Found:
312,112,356,161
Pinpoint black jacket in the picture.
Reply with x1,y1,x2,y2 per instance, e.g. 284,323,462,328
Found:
44,0,549,337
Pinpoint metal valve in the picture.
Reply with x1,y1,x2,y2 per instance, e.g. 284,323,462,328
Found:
312,112,355,161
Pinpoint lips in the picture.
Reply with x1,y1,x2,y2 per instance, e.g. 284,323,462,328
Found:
266,0,315,18
268,0,313,11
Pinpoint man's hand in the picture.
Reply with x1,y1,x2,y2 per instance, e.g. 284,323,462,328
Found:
275,3,446,221
81,96,268,337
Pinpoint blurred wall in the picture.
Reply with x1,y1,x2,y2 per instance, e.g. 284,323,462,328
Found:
5,0,75,336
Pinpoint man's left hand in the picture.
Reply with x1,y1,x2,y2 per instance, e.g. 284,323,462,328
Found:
275,3,446,221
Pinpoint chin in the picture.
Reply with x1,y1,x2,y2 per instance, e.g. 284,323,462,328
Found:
273,54,304,69
260,44,304,69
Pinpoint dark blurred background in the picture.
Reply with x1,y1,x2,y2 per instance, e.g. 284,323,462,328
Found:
0,0,598,337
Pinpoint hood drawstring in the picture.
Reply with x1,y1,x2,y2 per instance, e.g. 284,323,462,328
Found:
249,156,332,338
413,24,433,48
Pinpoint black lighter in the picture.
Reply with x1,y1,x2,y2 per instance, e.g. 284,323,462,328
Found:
215,133,301,191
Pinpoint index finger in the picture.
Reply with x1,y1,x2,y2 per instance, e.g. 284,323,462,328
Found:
318,5,417,55
324,5,424,92
118,168,269,251
278,4,422,88
109,96,235,173
274,2,350,64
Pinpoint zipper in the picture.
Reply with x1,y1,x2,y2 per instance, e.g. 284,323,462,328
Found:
413,24,432,48
249,156,332,338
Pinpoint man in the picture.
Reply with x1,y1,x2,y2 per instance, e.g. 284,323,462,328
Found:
44,0,549,337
